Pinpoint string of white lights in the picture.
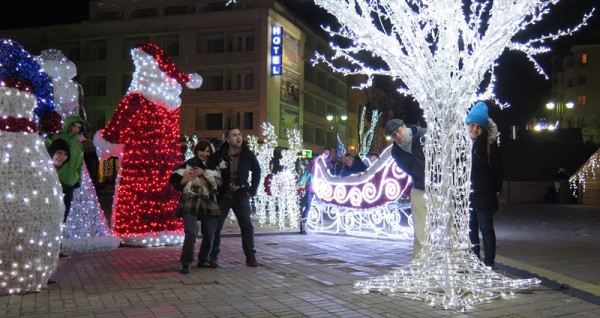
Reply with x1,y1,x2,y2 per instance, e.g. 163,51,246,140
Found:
270,128,303,228
248,122,278,225
569,148,599,196
358,105,381,160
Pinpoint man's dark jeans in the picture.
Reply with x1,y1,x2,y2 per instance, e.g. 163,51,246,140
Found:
469,208,496,267
210,195,255,262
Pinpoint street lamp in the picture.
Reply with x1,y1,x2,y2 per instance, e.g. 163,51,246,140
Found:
546,102,555,110
326,113,347,154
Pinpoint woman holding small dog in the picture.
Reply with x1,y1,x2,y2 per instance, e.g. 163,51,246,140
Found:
169,140,221,274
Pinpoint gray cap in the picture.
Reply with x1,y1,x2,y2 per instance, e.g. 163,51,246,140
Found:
384,119,404,136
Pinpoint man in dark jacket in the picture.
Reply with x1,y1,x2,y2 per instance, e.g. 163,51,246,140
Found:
339,153,368,177
209,128,261,267
385,119,427,258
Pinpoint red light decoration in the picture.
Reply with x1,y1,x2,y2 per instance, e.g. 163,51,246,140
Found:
102,93,183,241
0,116,35,133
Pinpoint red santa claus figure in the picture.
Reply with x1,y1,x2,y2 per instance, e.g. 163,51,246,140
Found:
94,43,202,247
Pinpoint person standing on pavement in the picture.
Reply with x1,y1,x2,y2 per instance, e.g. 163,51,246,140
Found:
466,102,503,268
209,128,261,267
45,115,87,223
170,140,221,274
385,118,427,258
298,147,333,234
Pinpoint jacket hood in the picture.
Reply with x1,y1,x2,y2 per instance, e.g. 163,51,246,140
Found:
61,115,87,135
487,118,498,145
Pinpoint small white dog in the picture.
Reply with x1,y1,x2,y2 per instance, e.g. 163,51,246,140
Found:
175,160,227,198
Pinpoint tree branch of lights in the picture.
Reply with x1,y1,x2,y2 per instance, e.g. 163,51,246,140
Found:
270,128,303,228
248,122,278,225
569,147,599,196
312,0,592,311
358,105,381,160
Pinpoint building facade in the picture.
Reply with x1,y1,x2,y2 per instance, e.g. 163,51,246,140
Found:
553,44,600,145
1,0,352,152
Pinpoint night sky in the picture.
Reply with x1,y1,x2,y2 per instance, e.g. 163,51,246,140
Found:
1,0,598,128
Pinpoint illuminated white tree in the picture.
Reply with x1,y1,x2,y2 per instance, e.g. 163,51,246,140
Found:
271,128,303,228
248,122,278,224
311,0,592,311
358,105,381,160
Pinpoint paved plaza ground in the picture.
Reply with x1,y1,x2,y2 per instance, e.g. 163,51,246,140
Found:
1,202,598,317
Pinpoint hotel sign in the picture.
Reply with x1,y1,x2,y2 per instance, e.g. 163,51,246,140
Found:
271,25,282,76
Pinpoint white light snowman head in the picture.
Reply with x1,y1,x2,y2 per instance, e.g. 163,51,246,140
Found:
128,43,202,110
34,49,80,119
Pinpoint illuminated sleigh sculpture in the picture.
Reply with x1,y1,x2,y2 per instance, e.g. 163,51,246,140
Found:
308,145,413,239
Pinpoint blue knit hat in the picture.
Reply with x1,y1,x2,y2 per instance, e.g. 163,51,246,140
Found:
466,102,489,130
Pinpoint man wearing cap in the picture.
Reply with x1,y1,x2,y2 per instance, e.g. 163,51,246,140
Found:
385,119,427,258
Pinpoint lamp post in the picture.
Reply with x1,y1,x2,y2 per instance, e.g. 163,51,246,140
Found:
545,99,575,129
326,113,347,156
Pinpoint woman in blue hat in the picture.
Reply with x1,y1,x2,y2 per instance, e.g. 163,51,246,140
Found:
466,102,503,269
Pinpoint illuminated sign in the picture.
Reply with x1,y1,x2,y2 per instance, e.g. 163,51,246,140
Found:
271,25,282,76
300,149,313,158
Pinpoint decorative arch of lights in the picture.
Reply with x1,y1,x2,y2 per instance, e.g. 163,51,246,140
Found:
306,144,414,239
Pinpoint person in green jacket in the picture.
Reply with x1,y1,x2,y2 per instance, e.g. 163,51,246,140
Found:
45,115,87,222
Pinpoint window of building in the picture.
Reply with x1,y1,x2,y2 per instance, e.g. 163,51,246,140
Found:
207,38,224,53
206,113,223,130
200,72,224,91
88,113,106,132
122,74,132,94
84,75,107,96
158,35,179,56
577,75,586,85
83,39,107,61
317,70,328,90
337,82,347,100
315,128,326,145
164,5,194,16
234,31,255,52
328,78,337,95
303,124,315,144
243,112,254,129
55,41,81,62
304,94,316,114
95,11,122,21
577,95,587,106
122,36,151,58
316,99,327,117
201,2,229,12
131,8,159,18
233,70,254,90
580,53,588,65
197,32,225,53
304,61,317,84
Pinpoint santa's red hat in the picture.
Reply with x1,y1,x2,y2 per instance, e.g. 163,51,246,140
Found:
137,43,202,89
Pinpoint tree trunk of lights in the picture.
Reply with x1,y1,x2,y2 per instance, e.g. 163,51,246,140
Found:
306,0,595,310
